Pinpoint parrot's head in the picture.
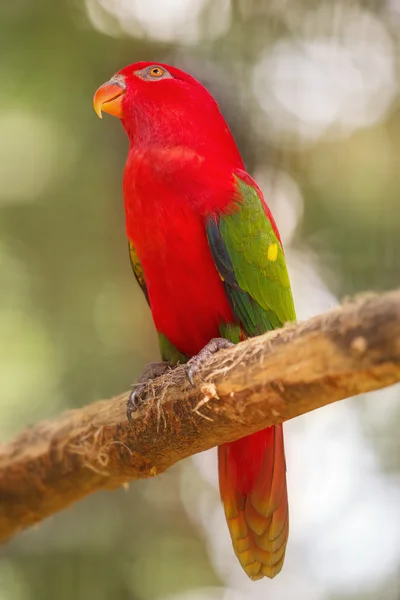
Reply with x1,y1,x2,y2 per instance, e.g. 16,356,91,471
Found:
93,61,234,151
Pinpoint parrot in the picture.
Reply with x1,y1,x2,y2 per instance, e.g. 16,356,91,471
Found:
93,62,295,581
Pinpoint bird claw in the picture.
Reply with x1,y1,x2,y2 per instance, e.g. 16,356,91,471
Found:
185,338,234,387
126,361,173,424
186,368,196,389
126,385,146,424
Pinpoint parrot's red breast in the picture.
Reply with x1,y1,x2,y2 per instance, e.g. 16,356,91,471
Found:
123,144,238,356
93,62,293,580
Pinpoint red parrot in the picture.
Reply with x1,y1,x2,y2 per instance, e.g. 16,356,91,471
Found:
93,62,295,580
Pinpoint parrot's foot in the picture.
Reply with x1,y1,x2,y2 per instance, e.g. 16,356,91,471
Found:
185,338,234,387
127,361,173,424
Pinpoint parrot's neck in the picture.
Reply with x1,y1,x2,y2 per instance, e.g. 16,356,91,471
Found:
121,96,244,172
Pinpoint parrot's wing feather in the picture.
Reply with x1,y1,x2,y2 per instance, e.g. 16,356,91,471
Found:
207,172,294,579
206,173,296,337
128,239,149,305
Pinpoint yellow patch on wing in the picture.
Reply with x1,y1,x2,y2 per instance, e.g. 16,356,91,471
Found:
267,243,278,262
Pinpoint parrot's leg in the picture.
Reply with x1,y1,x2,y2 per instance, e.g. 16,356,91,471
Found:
185,338,234,387
126,361,174,423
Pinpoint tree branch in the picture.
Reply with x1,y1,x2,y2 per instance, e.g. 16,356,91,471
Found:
1,290,400,543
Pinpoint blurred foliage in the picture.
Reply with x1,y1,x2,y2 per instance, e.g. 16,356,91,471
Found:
0,0,400,599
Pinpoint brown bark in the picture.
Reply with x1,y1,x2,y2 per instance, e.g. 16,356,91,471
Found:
1,290,400,543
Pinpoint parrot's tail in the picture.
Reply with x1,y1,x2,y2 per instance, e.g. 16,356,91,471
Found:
218,425,288,580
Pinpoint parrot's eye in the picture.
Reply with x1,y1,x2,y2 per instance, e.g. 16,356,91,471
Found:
149,67,164,77
135,65,173,82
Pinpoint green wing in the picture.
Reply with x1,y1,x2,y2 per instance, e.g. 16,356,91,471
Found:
207,175,296,338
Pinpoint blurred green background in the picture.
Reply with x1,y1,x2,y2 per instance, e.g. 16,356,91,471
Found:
1,0,400,599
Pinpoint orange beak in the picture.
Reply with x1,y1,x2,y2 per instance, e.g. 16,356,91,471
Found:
93,76,126,119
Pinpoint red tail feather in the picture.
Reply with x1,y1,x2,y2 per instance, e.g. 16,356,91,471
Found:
218,425,288,580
